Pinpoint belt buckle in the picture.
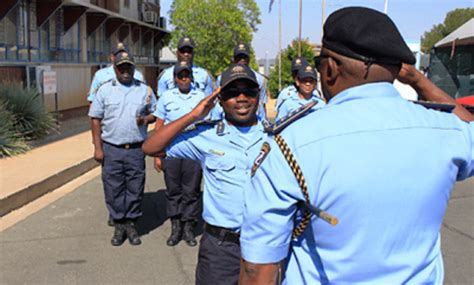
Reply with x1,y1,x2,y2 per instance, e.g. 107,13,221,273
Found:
124,144,130,149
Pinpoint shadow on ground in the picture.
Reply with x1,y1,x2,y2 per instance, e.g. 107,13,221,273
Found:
137,189,204,237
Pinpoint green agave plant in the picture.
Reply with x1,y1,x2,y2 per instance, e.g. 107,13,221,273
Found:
0,100,30,157
0,83,57,140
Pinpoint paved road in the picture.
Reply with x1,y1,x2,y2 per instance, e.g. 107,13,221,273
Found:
1,159,473,284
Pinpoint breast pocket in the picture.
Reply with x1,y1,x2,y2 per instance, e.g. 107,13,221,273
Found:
205,157,237,187
165,102,180,111
104,96,121,115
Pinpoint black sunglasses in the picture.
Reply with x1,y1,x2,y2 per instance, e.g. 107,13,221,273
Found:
177,73,191,80
220,87,259,100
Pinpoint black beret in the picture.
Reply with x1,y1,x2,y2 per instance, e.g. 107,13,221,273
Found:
297,64,317,81
233,43,250,58
220,64,258,90
323,7,415,65
174,61,192,76
291,57,308,72
178,36,195,49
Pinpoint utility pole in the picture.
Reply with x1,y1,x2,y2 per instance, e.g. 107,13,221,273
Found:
298,0,302,57
322,0,326,36
278,0,282,91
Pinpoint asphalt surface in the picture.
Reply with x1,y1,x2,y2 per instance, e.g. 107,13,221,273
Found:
1,159,473,284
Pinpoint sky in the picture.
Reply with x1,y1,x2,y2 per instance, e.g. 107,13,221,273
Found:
159,0,473,60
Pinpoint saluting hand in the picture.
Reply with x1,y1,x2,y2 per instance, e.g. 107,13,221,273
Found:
397,64,423,87
190,88,221,120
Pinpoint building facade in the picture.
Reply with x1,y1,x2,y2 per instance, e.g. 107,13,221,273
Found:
0,0,169,112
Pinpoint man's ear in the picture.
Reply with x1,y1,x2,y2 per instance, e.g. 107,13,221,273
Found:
326,57,340,82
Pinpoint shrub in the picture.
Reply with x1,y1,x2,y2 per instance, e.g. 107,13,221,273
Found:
0,100,30,157
0,83,57,140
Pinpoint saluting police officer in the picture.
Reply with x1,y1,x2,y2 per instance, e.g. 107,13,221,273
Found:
153,61,205,247
87,43,144,103
157,36,213,97
240,7,474,284
215,43,268,120
143,64,268,285
275,64,325,120
89,51,157,246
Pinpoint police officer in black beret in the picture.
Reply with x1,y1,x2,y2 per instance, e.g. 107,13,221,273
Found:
240,6,474,284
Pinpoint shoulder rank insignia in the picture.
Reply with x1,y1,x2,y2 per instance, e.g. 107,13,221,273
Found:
251,142,271,177
93,78,114,94
410,100,455,113
216,120,225,136
265,100,318,134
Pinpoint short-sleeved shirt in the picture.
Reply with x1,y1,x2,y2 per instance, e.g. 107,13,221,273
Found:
88,79,157,145
241,82,474,284
157,65,213,97
87,65,144,102
165,120,267,229
154,88,206,124
215,68,268,120
275,87,326,120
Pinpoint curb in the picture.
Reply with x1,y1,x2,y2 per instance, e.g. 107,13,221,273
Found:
0,158,99,217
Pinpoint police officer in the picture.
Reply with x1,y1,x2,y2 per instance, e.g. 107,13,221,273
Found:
153,61,205,247
275,57,312,113
89,51,156,246
275,64,325,120
240,7,474,284
215,43,268,120
87,43,144,103
143,64,268,285
157,36,213,97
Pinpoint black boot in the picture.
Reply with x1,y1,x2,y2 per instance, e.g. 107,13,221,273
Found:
125,219,141,246
166,219,182,246
111,221,126,246
182,221,197,247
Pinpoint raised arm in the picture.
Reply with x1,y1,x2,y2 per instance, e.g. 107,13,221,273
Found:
142,88,220,155
397,64,474,122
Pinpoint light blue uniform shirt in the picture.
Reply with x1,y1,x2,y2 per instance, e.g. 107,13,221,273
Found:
87,65,144,102
165,120,266,229
154,88,206,124
214,68,268,120
275,86,326,120
157,65,213,98
88,80,157,145
241,83,474,284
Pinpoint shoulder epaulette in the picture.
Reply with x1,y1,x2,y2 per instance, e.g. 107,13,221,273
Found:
265,100,318,134
157,67,171,81
411,100,455,113
93,79,114,94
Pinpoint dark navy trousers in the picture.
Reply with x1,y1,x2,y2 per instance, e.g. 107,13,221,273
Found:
162,158,202,221
195,231,240,285
102,142,145,220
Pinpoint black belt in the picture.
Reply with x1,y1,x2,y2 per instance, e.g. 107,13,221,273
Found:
205,223,240,244
103,141,143,149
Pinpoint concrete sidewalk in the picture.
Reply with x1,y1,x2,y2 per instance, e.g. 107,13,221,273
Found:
0,131,98,217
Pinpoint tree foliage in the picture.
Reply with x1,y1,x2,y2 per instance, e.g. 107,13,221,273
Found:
169,0,261,76
421,8,474,53
267,39,316,99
